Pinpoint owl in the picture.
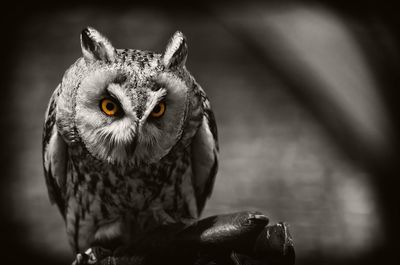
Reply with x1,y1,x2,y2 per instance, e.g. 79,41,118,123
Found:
42,27,218,254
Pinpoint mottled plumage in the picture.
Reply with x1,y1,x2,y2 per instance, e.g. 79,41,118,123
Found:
42,27,218,253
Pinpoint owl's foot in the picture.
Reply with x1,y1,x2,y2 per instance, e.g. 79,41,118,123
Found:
72,247,113,265
71,253,92,265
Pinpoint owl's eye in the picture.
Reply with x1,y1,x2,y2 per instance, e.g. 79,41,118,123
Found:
100,98,121,117
151,102,166,118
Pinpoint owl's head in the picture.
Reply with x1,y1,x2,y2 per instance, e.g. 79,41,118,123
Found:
58,27,198,165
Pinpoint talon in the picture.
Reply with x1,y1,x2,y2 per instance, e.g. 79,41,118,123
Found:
85,248,98,264
75,253,83,265
89,246,113,261
74,253,89,265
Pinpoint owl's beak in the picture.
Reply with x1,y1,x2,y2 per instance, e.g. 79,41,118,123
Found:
125,134,138,157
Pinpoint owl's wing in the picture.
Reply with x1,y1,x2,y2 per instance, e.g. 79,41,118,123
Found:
42,85,68,219
190,95,219,216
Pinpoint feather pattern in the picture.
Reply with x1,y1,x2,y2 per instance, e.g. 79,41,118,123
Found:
190,87,219,215
42,84,68,218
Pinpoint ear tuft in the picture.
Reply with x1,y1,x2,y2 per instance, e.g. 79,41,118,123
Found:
80,27,116,63
162,31,188,69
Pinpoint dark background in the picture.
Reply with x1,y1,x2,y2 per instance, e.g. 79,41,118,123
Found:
1,0,399,264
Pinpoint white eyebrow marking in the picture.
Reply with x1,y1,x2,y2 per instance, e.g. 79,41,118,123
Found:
106,83,133,115
140,88,167,122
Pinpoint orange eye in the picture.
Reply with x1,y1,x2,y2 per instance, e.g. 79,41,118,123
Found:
100,98,120,116
151,102,166,118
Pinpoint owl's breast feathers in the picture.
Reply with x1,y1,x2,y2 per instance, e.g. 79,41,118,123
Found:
63,133,200,251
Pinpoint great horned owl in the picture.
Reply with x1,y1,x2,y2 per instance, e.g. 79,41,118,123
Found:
42,27,218,253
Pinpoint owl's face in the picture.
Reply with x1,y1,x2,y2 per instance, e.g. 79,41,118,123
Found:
69,28,192,165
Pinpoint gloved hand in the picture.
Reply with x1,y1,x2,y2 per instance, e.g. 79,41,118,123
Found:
73,211,295,265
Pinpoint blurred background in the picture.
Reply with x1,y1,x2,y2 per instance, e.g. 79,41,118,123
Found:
1,0,399,264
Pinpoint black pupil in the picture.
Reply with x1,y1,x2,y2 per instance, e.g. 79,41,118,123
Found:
153,104,161,113
106,102,114,111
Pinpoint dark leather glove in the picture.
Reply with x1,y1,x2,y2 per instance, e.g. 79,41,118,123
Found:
73,211,295,265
